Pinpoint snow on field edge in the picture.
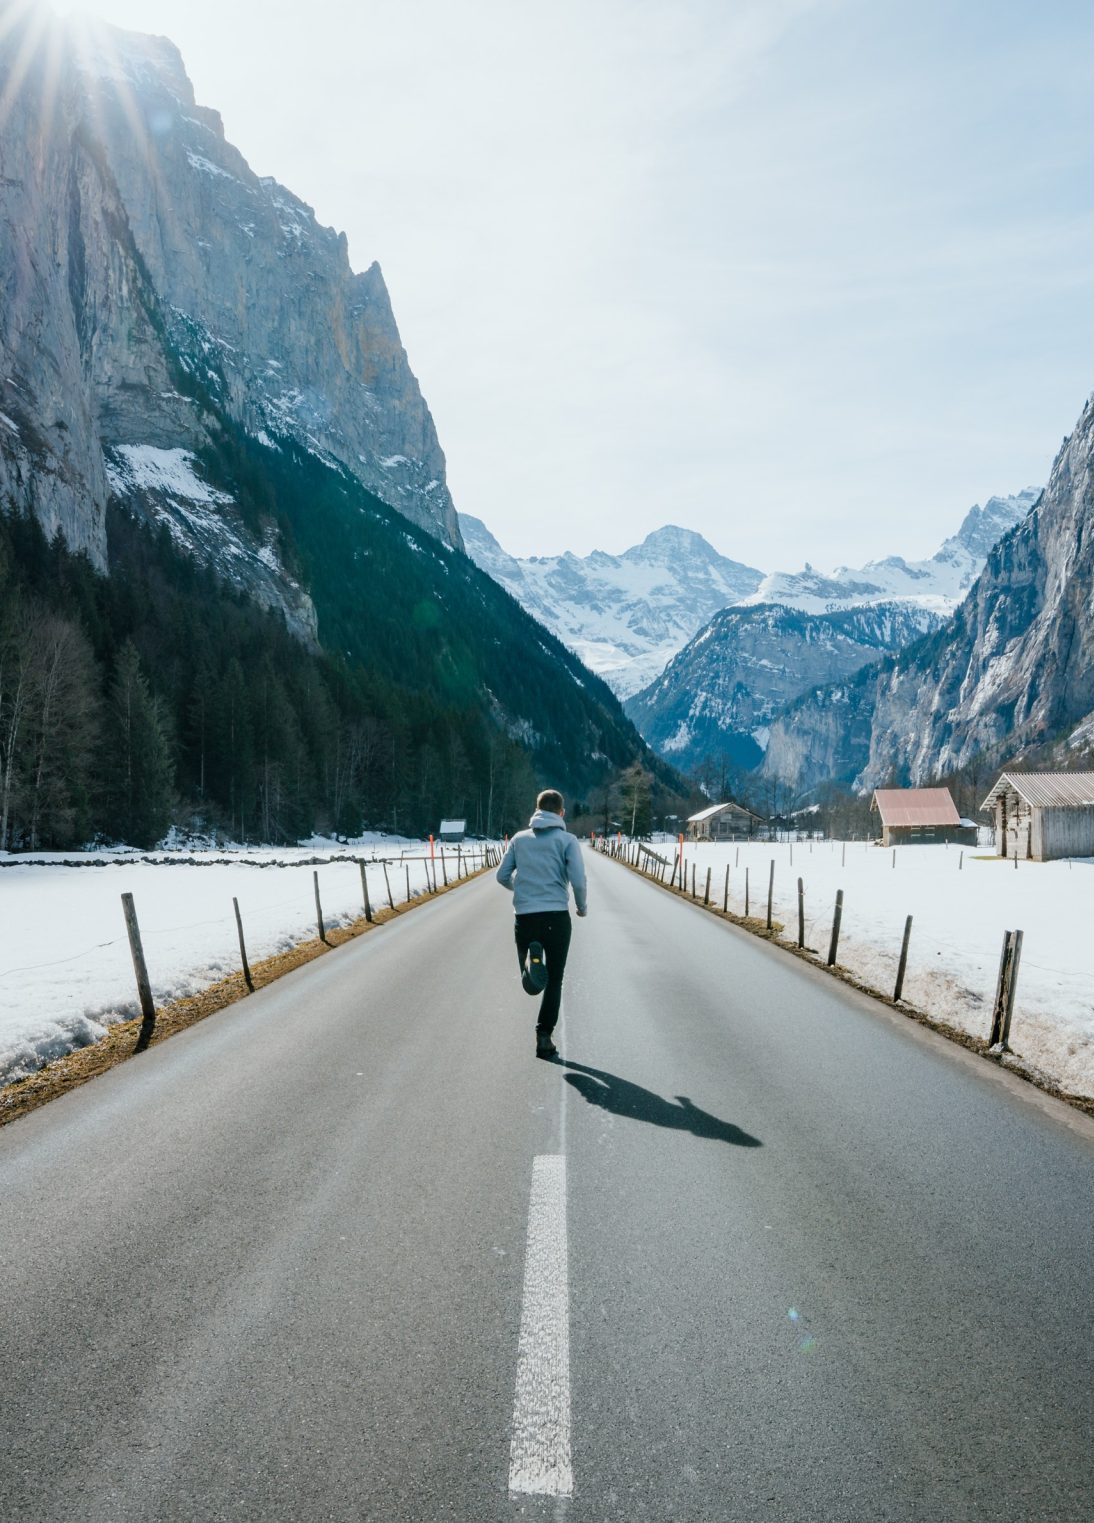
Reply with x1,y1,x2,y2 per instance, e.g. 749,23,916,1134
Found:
0,839,492,1085
635,838,1094,1101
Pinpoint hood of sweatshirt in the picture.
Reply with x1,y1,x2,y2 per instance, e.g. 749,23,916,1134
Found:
528,809,565,831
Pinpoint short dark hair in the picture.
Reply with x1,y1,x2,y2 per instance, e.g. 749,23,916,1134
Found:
537,788,564,814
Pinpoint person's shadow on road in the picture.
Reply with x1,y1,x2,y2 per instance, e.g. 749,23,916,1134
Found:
559,1060,762,1148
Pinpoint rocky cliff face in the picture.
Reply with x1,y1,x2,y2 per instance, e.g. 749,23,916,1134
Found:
760,663,884,792
626,601,939,775
459,517,763,697
762,395,1094,793
0,13,460,624
857,397,1094,787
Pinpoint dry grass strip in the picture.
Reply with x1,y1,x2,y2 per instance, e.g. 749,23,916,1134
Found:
0,864,490,1130
608,852,1094,1120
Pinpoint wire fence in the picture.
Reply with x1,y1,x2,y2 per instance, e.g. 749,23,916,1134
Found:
596,833,1093,1098
0,844,501,1082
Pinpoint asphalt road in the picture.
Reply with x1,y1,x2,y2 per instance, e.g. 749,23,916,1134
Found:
2,849,1093,1522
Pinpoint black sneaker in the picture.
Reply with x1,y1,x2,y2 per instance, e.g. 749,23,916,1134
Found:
522,941,548,995
536,1031,559,1060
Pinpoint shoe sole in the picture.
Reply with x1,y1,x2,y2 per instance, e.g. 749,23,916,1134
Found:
524,941,548,994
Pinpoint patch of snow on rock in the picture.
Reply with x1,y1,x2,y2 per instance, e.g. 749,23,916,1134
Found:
106,445,233,505
185,150,239,183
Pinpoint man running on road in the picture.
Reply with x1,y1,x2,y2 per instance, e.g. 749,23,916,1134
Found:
496,789,587,1059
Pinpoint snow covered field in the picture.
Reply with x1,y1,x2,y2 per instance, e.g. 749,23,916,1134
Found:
0,839,486,1084
7,834,1090,1106
667,839,1094,1100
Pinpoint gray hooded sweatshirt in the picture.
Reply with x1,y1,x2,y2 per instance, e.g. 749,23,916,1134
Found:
496,810,588,916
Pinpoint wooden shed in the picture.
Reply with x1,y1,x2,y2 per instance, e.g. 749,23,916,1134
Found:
686,801,764,842
980,772,1094,861
438,817,467,843
870,788,975,847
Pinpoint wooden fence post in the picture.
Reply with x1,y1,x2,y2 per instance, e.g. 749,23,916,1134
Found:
359,860,373,922
704,867,711,905
1004,930,1024,1045
691,863,697,899
441,852,448,887
121,892,157,1052
827,889,844,966
405,863,412,902
990,929,1023,1049
723,865,730,913
991,930,1012,1045
894,915,913,1002
766,859,775,931
797,877,804,948
892,847,896,869
959,851,964,871
314,871,327,943
745,866,750,917
233,897,254,992
382,861,395,910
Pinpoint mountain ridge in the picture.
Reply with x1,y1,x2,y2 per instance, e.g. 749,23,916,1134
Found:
625,600,944,777
461,491,1036,709
459,515,763,698
0,11,462,592
759,402,1094,794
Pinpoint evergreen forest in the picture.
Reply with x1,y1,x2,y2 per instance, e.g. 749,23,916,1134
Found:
0,433,679,849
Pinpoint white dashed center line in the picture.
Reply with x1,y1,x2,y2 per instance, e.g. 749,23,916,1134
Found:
508,1153,573,1498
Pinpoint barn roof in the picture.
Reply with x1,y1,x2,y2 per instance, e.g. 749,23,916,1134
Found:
980,772,1094,810
871,788,961,827
687,801,757,823
439,818,466,831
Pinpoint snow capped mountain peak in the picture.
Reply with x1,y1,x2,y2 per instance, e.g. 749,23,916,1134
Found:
458,517,763,697
742,489,1037,617
946,489,1040,560
460,492,1036,711
625,524,722,564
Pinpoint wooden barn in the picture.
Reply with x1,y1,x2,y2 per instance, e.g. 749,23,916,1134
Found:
686,801,765,842
981,772,1094,861
438,817,467,843
870,787,975,847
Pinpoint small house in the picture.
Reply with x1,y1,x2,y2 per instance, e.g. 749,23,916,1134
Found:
686,801,764,842
870,788,975,847
980,772,1094,861
438,817,467,843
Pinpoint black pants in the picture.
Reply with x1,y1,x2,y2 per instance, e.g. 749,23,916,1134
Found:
514,911,572,1034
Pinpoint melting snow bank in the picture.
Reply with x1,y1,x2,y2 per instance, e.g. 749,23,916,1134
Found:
0,840,488,1084
645,840,1094,1102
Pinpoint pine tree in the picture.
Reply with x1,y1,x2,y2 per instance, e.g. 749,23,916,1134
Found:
25,614,99,849
102,641,174,847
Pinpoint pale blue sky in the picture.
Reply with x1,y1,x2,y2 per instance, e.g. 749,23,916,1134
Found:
55,0,1094,568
